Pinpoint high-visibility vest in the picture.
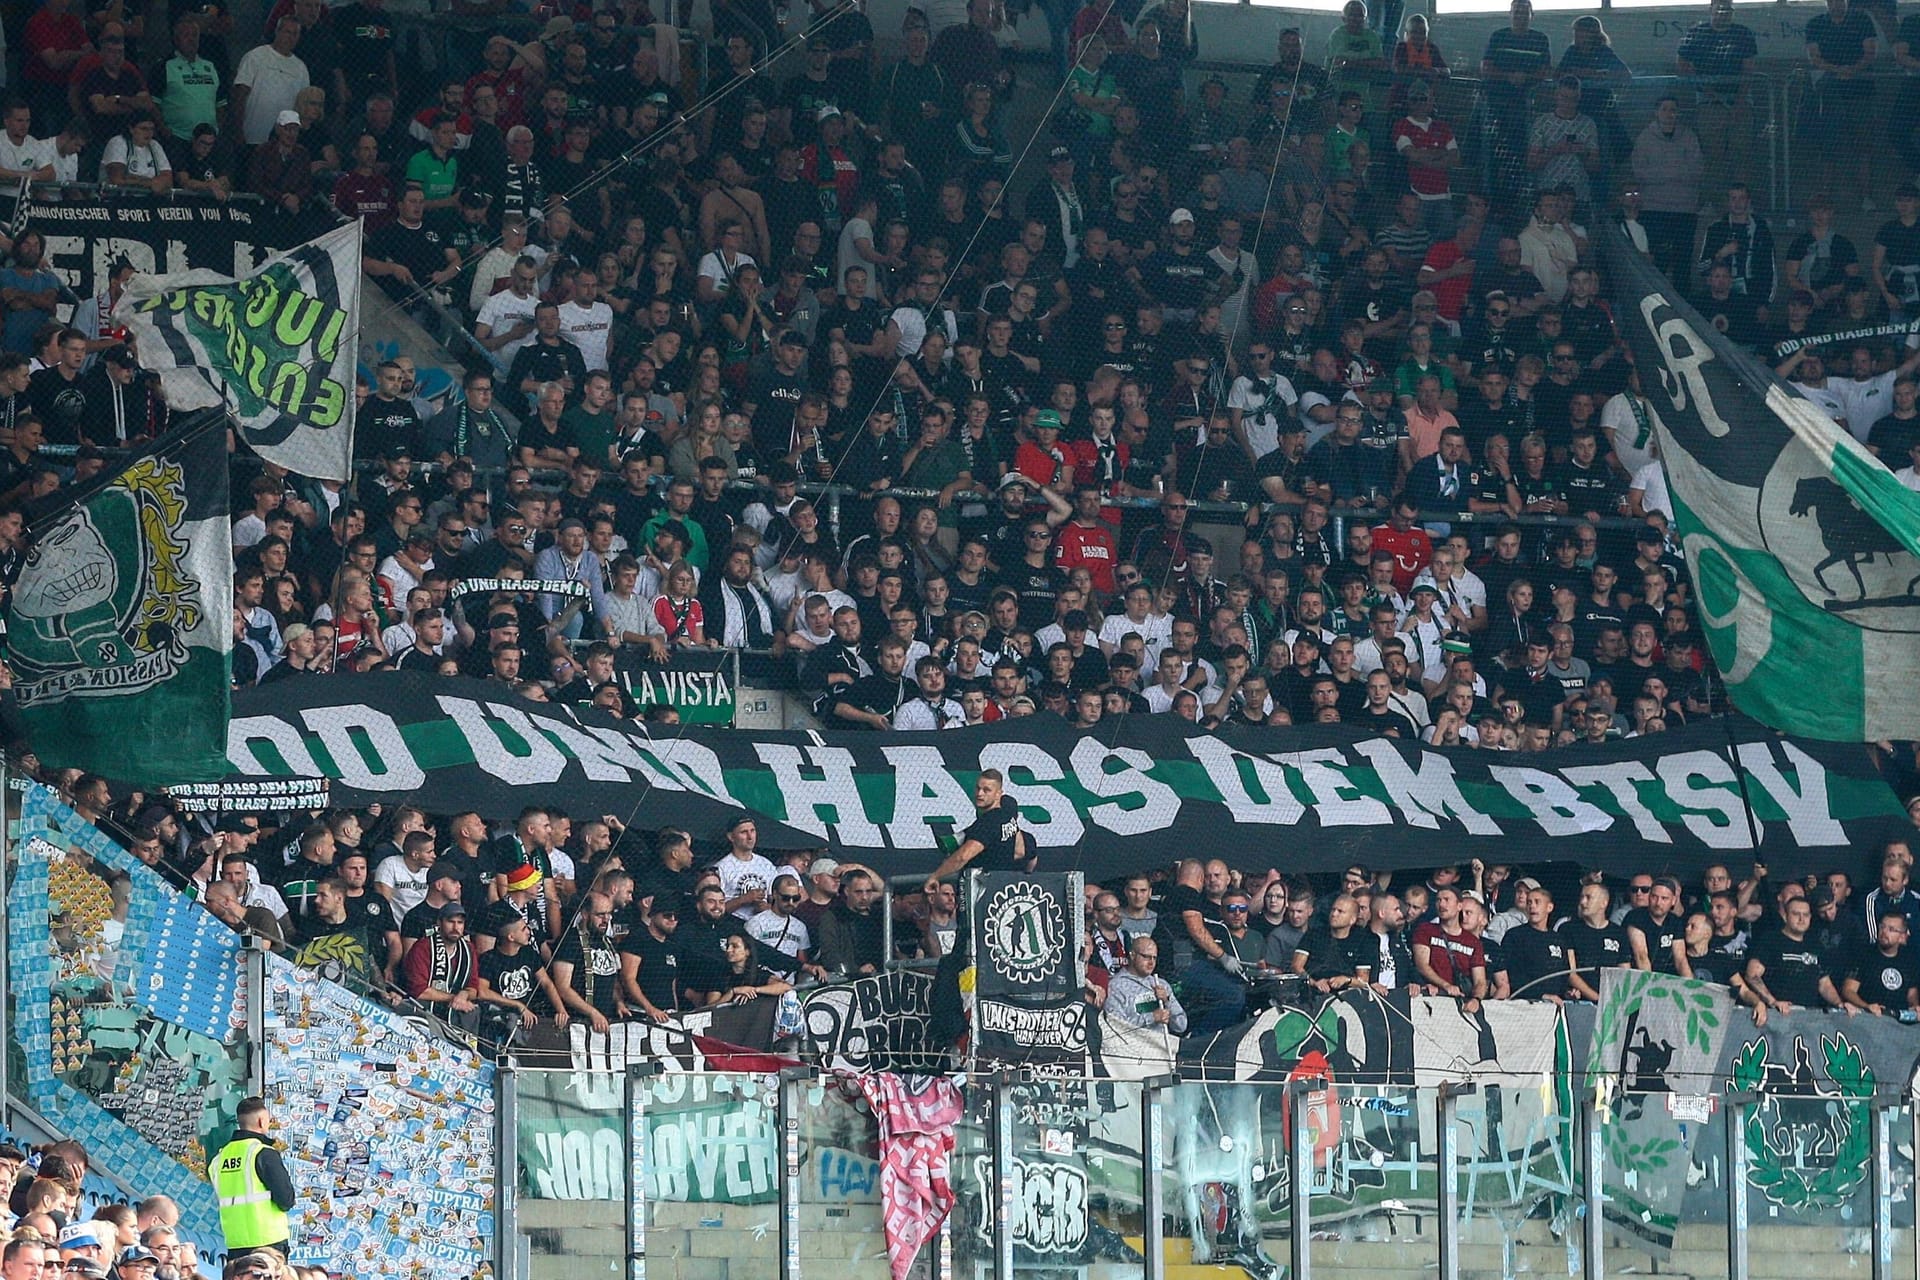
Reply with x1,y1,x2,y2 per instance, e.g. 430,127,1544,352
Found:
210,1136,289,1249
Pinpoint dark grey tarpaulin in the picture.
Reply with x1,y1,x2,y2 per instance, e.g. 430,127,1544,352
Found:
216,674,1907,877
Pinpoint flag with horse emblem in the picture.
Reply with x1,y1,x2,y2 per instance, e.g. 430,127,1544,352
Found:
116,220,360,481
1603,226,1920,740
6,418,232,784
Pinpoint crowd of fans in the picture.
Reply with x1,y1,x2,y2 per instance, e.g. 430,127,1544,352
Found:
0,1149,291,1280
0,0,1905,785
24,765,1920,1058
2,0,1920,1082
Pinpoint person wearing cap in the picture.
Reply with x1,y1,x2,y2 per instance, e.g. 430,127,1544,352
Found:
1026,146,1086,269
398,899,478,1014
1137,207,1208,324
715,814,779,919
614,893,683,1022
209,1099,294,1256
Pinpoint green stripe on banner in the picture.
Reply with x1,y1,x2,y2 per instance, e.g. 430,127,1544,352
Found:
248,703,1904,829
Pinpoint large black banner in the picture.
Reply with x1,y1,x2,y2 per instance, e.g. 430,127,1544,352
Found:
217,674,1907,877
970,872,1087,1064
20,194,317,307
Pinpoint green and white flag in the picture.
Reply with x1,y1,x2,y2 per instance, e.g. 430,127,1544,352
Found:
116,220,361,481
7,418,232,784
1604,228,1920,741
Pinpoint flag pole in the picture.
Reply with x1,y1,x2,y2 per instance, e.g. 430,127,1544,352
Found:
1722,713,1767,855
22,406,230,535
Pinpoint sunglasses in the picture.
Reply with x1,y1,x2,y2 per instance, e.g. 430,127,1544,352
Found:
1225,905,1250,913
1487,308,1511,317
1631,884,1653,894
778,894,802,903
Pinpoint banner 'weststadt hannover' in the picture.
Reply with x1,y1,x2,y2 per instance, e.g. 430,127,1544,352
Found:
214,674,1904,875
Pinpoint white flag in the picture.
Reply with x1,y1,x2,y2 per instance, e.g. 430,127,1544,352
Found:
116,220,362,481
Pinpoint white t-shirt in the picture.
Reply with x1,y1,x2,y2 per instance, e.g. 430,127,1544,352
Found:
0,133,49,177
555,299,613,372
1630,459,1673,521
745,907,813,959
1830,371,1904,444
836,217,874,292
716,852,780,917
696,249,755,299
232,45,310,145
1228,373,1298,461
476,289,541,366
1897,464,1920,492
1600,391,1659,478
1098,611,1172,662
102,135,170,178
374,854,432,915
1791,380,1850,431
894,697,965,730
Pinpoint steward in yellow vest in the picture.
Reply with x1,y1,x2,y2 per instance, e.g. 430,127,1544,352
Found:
208,1097,295,1254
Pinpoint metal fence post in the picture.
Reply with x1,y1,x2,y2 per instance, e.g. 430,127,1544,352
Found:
1871,1101,1894,1280
992,1070,1020,1280
779,1068,811,1280
625,1063,659,1280
1725,1092,1753,1280
1437,1083,1476,1280
1141,1075,1177,1280
495,1062,518,1280
1581,1087,1605,1280
243,939,267,1095
1289,1078,1313,1280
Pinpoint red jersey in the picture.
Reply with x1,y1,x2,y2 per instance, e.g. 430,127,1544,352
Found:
1370,523,1434,593
1391,116,1457,199
1418,240,1474,322
25,11,88,86
333,171,398,229
1054,520,1119,595
1013,440,1074,490
468,67,533,130
1411,920,1485,987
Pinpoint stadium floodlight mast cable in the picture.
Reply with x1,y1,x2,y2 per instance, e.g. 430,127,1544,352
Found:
379,2,864,317
1199,51,1307,428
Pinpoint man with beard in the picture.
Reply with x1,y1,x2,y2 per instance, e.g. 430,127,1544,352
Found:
550,892,626,1032
398,902,478,1015
619,895,683,1020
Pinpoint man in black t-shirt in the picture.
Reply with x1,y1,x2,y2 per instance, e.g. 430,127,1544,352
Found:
675,884,747,998
1292,894,1373,991
550,893,627,1031
476,914,552,1047
1624,876,1684,974
1501,885,1571,1002
1844,914,1920,1016
1743,896,1840,1024
1560,880,1630,1000
619,897,682,1021
920,769,1031,894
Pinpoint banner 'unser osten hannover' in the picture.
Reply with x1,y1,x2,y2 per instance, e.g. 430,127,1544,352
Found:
213,674,1906,875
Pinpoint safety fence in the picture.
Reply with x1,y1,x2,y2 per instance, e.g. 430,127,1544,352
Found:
504,1059,1920,1280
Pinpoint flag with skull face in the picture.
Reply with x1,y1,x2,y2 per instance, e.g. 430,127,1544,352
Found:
7,418,231,784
